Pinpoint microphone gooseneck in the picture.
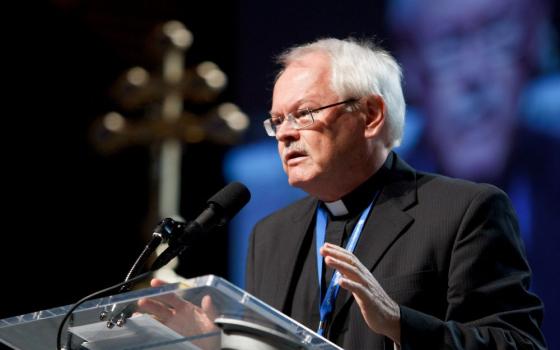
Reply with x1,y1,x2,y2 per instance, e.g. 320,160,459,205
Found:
150,182,250,271
56,182,251,349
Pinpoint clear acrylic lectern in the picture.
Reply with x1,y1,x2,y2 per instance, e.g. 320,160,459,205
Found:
0,275,342,350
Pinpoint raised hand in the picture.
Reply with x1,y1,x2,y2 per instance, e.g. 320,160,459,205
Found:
320,243,401,346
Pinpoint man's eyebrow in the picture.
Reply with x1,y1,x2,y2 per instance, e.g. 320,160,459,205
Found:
269,97,318,115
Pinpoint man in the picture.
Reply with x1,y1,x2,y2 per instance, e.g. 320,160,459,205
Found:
245,38,546,349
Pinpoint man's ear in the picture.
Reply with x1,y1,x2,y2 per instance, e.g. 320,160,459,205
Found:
364,94,386,139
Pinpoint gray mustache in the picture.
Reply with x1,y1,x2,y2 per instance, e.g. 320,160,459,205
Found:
283,142,308,156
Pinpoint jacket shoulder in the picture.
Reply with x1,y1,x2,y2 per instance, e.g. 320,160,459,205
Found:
253,195,316,233
416,170,508,202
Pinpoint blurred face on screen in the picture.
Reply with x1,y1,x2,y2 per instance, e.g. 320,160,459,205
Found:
394,0,531,181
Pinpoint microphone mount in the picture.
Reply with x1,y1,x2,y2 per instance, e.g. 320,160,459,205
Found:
100,217,187,328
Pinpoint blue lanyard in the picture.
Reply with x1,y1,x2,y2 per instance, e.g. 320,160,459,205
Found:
315,193,379,336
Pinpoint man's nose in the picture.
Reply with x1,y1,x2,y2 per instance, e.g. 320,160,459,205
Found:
275,119,300,141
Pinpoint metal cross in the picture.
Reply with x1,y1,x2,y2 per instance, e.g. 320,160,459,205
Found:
91,20,248,280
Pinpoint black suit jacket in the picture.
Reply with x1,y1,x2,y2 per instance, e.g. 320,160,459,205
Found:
246,154,546,349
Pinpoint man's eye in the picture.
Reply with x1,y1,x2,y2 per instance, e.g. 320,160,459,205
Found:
294,110,311,120
271,116,283,125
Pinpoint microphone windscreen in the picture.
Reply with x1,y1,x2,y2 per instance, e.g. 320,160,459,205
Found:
208,181,251,219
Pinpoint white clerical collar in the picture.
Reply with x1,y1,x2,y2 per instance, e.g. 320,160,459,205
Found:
324,199,349,217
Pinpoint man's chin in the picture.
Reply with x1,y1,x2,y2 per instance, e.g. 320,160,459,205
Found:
287,175,315,191
286,166,326,192
287,177,307,188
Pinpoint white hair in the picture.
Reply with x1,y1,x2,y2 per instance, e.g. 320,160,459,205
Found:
277,38,406,148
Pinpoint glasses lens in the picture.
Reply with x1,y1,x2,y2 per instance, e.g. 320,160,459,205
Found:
263,119,276,136
293,109,314,129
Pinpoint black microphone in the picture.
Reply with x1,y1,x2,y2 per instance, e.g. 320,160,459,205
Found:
150,181,250,271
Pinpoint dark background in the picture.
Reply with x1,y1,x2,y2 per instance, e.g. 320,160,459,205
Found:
3,0,237,320
2,0,559,348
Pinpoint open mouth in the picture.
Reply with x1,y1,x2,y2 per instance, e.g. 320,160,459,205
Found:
284,150,307,164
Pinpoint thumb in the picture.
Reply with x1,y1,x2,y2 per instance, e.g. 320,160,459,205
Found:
201,295,219,320
150,278,169,287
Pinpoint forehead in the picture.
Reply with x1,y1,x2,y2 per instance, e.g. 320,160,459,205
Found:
271,52,336,112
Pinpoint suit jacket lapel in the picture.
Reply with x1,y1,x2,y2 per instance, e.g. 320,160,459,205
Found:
273,196,319,312
332,154,418,323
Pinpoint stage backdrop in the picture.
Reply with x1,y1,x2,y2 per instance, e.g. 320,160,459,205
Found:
224,0,560,348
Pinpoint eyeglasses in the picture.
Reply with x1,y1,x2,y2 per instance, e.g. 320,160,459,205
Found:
263,98,358,137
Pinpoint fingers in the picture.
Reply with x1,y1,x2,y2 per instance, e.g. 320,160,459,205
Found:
141,279,218,327
141,291,190,310
325,255,364,282
138,290,213,323
337,276,369,300
137,297,174,322
320,243,360,266
150,278,168,287
321,243,367,283
320,244,401,341
145,279,190,309
201,295,218,321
